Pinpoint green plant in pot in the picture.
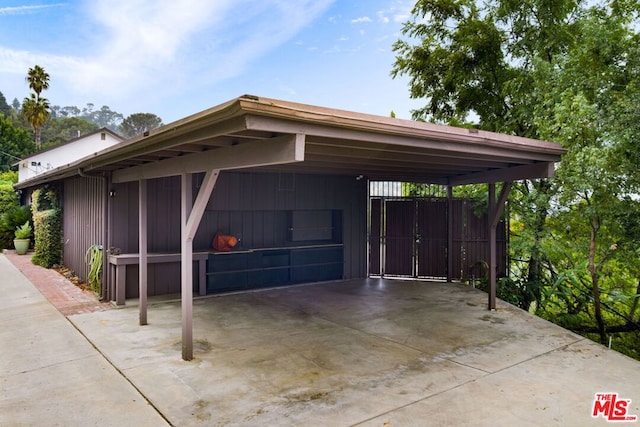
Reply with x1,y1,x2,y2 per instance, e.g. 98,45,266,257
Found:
13,221,32,255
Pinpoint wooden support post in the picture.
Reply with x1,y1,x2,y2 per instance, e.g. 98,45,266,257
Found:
447,185,453,282
487,182,512,310
181,170,220,361
139,179,148,325
181,173,193,361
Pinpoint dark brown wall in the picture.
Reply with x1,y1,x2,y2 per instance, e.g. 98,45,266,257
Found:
108,171,368,296
63,176,106,283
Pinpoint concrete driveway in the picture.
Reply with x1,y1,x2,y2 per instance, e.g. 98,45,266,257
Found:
68,279,640,426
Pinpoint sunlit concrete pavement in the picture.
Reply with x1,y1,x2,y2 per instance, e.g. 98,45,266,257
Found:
68,277,640,426
0,253,169,426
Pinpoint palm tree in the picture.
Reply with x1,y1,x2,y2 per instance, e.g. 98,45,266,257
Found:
26,65,50,97
23,65,51,149
22,94,50,149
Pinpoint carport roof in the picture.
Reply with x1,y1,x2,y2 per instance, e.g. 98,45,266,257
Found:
16,94,565,189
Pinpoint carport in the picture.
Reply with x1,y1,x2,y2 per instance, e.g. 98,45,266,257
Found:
16,95,564,361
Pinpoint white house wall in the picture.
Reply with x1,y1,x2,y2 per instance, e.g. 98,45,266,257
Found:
18,131,122,182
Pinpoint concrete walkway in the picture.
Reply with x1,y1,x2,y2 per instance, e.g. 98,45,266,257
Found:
0,253,169,426
3,252,640,426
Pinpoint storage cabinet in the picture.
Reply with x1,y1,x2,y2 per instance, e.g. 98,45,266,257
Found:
206,245,343,293
291,247,344,283
206,252,250,292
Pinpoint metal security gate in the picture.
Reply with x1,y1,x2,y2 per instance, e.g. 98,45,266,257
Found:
416,199,448,277
384,200,415,276
369,197,506,280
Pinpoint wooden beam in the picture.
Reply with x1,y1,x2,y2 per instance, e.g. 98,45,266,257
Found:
139,179,148,325
245,115,563,163
186,170,219,241
84,115,248,172
305,140,521,167
112,133,305,183
450,162,555,186
490,182,513,229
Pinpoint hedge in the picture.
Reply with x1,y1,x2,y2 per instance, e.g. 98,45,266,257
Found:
31,188,62,268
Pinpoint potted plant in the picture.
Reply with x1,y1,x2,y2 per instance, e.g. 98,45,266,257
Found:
13,221,32,255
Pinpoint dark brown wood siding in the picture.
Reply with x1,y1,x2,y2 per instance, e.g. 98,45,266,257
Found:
109,172,368,296
63,176,106,283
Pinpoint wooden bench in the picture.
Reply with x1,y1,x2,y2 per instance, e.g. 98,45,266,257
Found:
108,252,210,305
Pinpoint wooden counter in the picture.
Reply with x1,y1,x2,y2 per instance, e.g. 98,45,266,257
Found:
108,252,209,305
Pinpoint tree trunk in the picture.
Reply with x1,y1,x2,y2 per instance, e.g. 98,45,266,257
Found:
627,280,640,327
525,179,551,312
35,126,42,149
588,218,607,345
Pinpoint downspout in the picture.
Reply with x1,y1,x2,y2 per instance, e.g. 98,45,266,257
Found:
78,168,110,301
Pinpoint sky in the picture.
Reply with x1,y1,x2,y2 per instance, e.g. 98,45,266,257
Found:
0,0,425,125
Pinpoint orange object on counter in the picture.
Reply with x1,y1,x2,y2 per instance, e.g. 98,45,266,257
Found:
212,233,238,252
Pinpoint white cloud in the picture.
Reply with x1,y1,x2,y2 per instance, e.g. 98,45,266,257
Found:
0,4,66,16
351,16,372,24
376,1,414,24
1,0,335,109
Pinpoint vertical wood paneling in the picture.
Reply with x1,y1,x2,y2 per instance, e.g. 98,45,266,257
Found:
115,171,368,295
63,176,105,283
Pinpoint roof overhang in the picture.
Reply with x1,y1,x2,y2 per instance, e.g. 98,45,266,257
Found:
15,95,565,189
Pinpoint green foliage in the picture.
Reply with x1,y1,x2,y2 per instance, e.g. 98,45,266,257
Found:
85,244,104,294
472,276,531,308
394,0,640,359
22,93,50,149
30,187,62,268
14,221,31,239
401,183,448,197
0,205,31,249
26,65,50,96
0,91,11,117
0,171,18,183
50,104,123,134
0,182,18,216
0,114,35,171
119,113,163,137
22,65,52,149
40,117,99,148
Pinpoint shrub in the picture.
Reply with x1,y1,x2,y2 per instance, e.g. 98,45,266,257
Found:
30,187,62,268
0,182,18,216
14,221,32,239
0,205,31,249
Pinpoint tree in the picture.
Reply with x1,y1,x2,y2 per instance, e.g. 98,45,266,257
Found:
119,113,163,137
26,65,50,96
84,105,124,132
0,114,35,171
393,0,640,358
50,104,123,133
0,91,11,117
22,65,51,149
40,117,99,147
